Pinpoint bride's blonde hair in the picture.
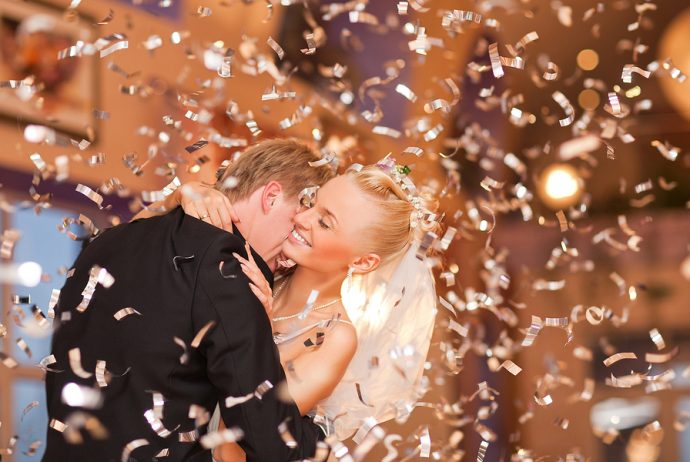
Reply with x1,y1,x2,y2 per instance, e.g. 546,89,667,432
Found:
348,166,440,260
331,166,439,441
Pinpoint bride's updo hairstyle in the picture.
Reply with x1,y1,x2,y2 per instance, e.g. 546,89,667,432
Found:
347,164,440,261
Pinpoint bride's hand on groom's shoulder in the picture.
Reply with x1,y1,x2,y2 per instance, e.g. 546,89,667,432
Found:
233,242,273,318
178,181,238,231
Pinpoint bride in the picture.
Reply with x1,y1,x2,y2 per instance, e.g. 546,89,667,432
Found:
141,158,438,461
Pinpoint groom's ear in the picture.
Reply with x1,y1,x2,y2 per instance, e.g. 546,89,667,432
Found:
350,253,381,274
261,180,283,214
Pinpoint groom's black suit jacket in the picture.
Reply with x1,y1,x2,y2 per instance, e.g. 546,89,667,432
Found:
43,208,322,462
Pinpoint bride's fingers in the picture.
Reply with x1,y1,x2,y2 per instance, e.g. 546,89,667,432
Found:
235,256,265,288
244,243,257,266
248,268,271,300
232,252,249,266
234,247,271,293
241,264,265,291
249,283,271,312
248,283,264,301
198,211,211,222
219,196,239,226
217,205,234,231
243,244,261,275
206,207,224,229
220,195,239,222
187,202,210,222
181,202,198,218
244,244,267,285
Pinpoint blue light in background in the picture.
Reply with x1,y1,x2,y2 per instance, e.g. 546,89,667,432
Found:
11,207,80,365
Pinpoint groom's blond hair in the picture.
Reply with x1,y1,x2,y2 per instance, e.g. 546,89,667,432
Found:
217,139,334,200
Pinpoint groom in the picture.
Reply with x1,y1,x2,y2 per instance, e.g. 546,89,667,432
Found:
43,139,334,461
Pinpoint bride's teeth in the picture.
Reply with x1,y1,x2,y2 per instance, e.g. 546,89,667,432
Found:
291,229,310,246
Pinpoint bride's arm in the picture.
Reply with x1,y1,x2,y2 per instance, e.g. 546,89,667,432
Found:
234,255,358,415
131,182,238,231
214,332,356,462
210,332,357,462
284,324,357,414
130,189,181,221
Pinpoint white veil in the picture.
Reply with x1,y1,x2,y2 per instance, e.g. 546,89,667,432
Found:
314,241,437,442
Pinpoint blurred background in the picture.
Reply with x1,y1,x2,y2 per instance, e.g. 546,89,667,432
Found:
0,0,689,460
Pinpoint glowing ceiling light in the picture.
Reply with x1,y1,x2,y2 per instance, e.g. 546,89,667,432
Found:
539,163,583,209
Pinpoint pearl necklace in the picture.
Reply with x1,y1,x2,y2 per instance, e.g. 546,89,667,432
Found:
271,278,341,322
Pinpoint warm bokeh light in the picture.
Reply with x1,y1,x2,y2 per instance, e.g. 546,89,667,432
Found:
577,49,600,71
659,7,690,120
539,163,583,209
23,124,51,144
578,88,601,110
681,255,690,280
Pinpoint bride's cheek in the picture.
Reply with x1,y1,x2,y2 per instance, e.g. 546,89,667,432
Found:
321,241,351,261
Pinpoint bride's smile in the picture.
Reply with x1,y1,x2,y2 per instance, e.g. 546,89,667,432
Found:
288,227,311,247
281,175,382,276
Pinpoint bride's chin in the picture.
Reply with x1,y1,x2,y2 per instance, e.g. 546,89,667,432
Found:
280,241,301,261
282,241,316,268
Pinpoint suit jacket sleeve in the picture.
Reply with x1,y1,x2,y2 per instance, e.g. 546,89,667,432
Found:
195,233,322,461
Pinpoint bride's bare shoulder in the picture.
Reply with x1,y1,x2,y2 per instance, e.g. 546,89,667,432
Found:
323,318,357,358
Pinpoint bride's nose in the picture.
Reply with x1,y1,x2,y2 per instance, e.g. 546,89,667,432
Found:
292,207,314,229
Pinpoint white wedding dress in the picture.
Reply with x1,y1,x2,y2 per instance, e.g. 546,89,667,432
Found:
209,242,436,455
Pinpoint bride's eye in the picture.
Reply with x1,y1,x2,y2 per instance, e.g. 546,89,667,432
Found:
318,218,330,230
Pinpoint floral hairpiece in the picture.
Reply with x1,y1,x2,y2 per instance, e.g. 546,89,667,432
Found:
375,155,414,192
374,155,427,230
